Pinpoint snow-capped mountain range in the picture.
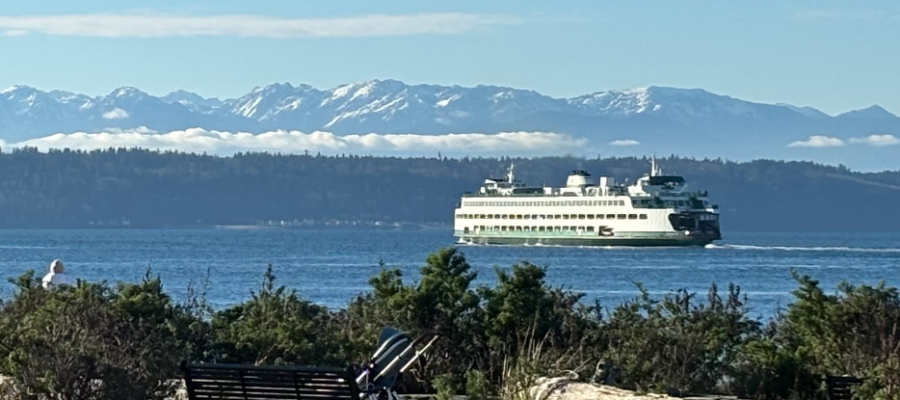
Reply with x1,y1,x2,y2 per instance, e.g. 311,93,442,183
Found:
1,80,898,155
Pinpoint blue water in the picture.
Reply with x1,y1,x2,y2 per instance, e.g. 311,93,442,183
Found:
1,228,898,321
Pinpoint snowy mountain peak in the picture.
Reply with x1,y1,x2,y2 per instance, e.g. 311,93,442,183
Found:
48,90,83,101
368,79,407,92
350,82,375,100
322,80,392,107
164,89,205,100
252,82,296,93
0,85,53,111
435,94,461,108
776,103,830,119
569,86,660,115
162,90,224,109
1,85,36,95
838,105,897,119
618,86,649,94
110,86,148,98
570,86,778,118
328,83,358,99
231,82,320,119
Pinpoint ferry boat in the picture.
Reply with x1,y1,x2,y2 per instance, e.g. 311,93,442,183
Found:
453,158,721,247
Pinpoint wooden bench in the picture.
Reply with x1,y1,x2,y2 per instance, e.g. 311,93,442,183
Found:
181,361,362,400
826,375,863,400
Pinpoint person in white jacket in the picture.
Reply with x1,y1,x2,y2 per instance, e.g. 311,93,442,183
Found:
42,259,72,289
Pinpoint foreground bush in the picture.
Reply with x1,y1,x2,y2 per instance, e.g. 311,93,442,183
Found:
209,265,349,366
0,247,898,400
0,270,203,400
602,283,759,395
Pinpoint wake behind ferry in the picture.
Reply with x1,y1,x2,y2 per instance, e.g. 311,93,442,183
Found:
453,158,721,247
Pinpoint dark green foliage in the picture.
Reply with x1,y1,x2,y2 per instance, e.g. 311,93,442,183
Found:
2,148,900,231
209,264,345,366
729,335,817,400
1,250,899,399
114,268,214,370
777,270,900,400
603,283,759,395
479,261,603,383
433,373,461,400
465,370,491,400
336,248,485,392
406,249,483,380
0,270,200,400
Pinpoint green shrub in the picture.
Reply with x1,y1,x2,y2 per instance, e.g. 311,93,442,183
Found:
0,271,184,400
433,373,461,400
466,370,491,400
603,282,760,395
728,335,817,400
209,264,344,366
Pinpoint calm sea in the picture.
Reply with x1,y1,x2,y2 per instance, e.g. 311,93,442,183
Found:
1,228,898,321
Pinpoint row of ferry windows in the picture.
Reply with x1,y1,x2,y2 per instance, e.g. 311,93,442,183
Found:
463,200,626,207
635,199,690,207
470,226,597,232
456,213,648,220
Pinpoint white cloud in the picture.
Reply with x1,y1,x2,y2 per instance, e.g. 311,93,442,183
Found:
0,12,520,38
1,29,28,36
609,139,640,146
8,128,589,157
787,135,845,148
99,126,157,134
789,134,900,148
102,108,129,120
849,134,900,147
793,10,889,20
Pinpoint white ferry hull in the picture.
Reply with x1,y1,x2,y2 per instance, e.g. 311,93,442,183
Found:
454,230,719,247
453,160,722,248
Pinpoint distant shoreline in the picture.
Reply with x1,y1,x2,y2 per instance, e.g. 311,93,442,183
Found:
2,226,898,234
0,222,454,231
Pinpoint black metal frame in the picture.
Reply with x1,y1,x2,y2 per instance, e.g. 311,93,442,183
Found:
180,361,362,400
825,375,863,400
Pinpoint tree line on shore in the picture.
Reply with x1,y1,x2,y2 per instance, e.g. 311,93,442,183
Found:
2,147,900,231
0,247,898,400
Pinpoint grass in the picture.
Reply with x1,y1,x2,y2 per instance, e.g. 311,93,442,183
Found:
499,321,592,400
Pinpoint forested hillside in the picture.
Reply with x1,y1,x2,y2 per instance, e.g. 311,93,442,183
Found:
1,147,898,231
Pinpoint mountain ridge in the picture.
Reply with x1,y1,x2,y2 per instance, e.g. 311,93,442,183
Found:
6,80,893,117
2,80,898,171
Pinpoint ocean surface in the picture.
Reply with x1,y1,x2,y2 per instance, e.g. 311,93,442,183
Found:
1,228,898,321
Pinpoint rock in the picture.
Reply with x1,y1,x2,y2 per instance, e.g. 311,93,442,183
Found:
529,375,671,400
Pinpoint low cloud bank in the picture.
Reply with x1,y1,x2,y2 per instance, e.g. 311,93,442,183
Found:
788,135,845,148
5,128,590,157
609,139,640,146
849,134,900,147
788,134,900,148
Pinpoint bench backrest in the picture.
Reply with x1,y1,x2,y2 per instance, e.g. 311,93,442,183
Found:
181,362,361,400
826,375,863,400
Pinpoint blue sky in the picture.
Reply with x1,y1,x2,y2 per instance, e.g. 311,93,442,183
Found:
1,0,898,115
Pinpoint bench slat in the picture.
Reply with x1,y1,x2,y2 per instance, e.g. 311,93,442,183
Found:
192,392,298,399
189,382,354,392
191,385,354,396
182,362,361,400
826,375,863,400
189,390,355,400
